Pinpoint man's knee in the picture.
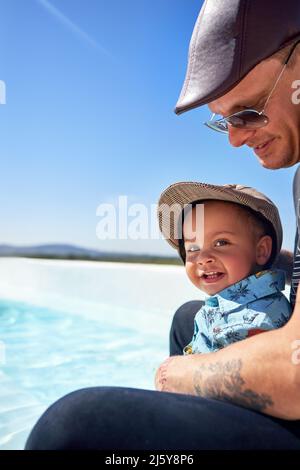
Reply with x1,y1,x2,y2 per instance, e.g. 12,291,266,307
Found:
25,387,117,450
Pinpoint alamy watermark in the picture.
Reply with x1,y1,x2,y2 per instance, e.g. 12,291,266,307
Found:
0,80,6,105
96,196,204,242
291,340,300,365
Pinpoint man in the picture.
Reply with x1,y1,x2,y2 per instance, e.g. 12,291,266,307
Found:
25,0,300,449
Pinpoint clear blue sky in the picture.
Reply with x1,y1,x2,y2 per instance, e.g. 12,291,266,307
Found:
0,0,297,256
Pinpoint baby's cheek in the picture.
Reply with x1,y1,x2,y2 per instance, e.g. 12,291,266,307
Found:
185,262,199,284
185,261,195,277
226,255,252,281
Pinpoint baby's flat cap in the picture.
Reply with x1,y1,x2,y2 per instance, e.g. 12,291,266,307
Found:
158,182,282,266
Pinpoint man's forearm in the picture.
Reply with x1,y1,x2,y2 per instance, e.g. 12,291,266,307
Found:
155,322,300,420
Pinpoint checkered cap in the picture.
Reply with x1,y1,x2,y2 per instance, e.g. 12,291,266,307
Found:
158,182,282,263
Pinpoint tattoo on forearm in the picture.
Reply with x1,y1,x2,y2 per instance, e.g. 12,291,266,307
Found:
193,359,274,412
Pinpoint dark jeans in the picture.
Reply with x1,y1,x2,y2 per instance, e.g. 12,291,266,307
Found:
25,301,300,450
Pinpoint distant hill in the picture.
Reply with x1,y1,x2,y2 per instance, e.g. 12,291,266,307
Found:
0,243,102,257
0,244,181,265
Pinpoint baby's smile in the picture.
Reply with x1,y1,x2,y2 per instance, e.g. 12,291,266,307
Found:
200,271,226,284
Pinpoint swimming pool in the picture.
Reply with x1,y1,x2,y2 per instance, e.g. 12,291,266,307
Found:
0,258,201,449
0,298,169,450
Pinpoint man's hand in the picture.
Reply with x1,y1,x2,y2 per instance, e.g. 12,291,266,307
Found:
155,357,178,392
154,290,300,419
155,357,172,392
155,355,198,394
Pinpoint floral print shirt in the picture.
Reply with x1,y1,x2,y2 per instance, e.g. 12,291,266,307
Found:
183,270,291,354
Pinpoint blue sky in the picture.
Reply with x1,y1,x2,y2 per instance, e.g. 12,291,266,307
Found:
0,0,297,256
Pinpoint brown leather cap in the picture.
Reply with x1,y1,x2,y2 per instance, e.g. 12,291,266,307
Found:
175,0,300,115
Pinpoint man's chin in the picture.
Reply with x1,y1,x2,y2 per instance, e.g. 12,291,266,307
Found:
258,159,282,170
253,140,296,169
255,153,290,170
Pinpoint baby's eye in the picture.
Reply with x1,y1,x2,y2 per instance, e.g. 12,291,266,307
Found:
214,239,229,247
186,245,200,253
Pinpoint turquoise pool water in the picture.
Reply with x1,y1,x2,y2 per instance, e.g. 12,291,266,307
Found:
0,298,169,449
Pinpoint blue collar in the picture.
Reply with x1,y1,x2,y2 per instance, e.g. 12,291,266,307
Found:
204,270,286,314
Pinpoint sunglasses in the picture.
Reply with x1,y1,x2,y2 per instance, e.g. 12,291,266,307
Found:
204,39,300,134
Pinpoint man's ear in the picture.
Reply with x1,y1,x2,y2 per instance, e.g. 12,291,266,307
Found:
256,235,273,266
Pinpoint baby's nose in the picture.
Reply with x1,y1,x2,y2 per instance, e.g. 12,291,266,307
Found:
196,251,215,265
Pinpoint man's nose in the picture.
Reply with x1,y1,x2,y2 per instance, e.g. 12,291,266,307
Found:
228,125,256,147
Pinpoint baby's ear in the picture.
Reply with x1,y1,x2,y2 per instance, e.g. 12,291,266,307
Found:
256,235,273,266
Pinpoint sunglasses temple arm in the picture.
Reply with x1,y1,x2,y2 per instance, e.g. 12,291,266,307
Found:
262,63,287,113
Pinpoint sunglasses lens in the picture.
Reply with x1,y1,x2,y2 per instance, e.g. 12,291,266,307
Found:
204,120,228,133
227,111,269,129
205,111,269,134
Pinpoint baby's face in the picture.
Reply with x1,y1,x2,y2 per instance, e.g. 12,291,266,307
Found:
183,201,269,295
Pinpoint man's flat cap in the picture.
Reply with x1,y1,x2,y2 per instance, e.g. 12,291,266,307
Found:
175,0,300,115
